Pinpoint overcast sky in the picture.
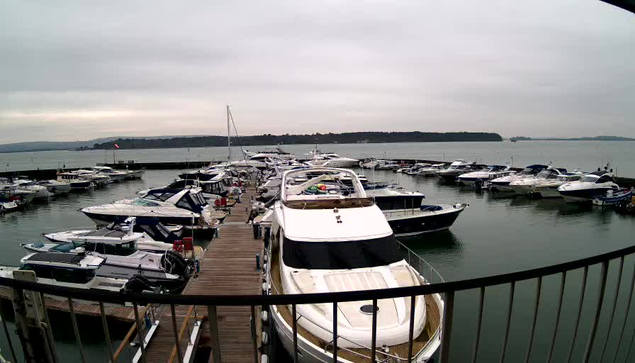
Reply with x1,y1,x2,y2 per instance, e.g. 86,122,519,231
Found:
0,0,634,144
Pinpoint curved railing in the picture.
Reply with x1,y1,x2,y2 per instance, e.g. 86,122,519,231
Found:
1,242,635,362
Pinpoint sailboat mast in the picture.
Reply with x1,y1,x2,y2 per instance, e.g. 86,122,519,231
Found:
227,105,231,161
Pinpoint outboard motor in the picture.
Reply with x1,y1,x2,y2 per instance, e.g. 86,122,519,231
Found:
161,250,194,277
124,275,158,293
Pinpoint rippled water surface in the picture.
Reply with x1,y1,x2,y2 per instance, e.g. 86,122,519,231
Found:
0,160,633,361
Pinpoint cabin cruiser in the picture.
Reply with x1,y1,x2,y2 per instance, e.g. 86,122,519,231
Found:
93,166,128,182
359,159,399,170
81,188,222,234
417,163,445,177
266,167,443,362
0,182,37,203
558,172,620,203
457,165,514,187
245,147,295,161
178,164,230,181
403,163,432,176
40,217,183,249
140,173,236,201
12,179,51,200
0,253,160,294
124,168,145,180
56,171,95,191
488,164,549,192
37,179,72,194
508,167,569,195
19,243,192,292
366,186,467,237
76,169,112,187
307,151,359,168
436,160,485,183
531,173,583,198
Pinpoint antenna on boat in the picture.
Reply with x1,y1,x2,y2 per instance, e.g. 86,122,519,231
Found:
226,105,231,161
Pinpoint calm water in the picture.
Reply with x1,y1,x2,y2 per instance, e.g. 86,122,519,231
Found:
0,149,633,361
2,140,635,176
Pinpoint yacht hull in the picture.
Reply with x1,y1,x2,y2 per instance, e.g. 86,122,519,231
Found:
82,211,200,227
385,205,465,237
559,188,613,203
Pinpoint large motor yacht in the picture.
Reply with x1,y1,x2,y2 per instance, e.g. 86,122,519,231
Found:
81,188,222,234
558,172,620,203
266,167,443,362
488,164,549,192
508,167,569,195
457,165,514,187
307,150,359,168
436,160,485,183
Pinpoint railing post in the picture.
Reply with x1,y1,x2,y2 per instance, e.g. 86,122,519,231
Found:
440,291,455,363
292,304,298,363
582,261,609,362
613,259,635,363
547,272,566,363
333,301,338,363
600,257,624,361
500,281,516,363
567,266,589,363
525,277,542,363
471,287,485,363
208,305,222,363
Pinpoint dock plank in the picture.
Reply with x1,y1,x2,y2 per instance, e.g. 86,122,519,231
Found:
144,188,263,363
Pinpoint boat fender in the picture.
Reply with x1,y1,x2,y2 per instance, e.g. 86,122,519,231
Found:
261,354,268,363
261,311,268,323
261,332,269,345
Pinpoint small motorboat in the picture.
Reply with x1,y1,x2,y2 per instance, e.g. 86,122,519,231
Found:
488,164,549,192
0,253,161,294
37,179,72,194
457,165,514,187
508,167,569,195
593,188,633,206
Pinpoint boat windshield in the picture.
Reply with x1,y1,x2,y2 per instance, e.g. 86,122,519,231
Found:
131,199,161,207
580,175,600,183
282,234,402,269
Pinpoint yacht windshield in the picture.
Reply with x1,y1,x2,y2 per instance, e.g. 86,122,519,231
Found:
282,235,402,269
580,175,599,183
131,199,160,207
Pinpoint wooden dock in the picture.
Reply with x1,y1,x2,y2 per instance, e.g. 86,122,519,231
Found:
144,188,263,363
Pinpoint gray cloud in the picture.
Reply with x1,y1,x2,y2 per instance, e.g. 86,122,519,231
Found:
0,0,634,143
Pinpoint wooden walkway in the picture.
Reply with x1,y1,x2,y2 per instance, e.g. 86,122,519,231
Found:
144,188,263,363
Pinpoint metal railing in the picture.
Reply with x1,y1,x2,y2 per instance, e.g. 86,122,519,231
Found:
1,242,635,362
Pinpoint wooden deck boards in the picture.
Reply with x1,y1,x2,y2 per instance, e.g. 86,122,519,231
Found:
144,189,263,363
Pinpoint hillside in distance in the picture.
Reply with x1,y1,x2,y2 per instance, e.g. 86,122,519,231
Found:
91,131,503,149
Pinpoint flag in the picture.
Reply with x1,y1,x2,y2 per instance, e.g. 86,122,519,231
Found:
114,143,120,149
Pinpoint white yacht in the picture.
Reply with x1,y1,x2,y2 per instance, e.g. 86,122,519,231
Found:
93,166,128,182
488,164,549,192
508,167,569,195
436,160,484,183
403,163,432,176
0,253,157,294
81,188,222,233
266,167,443,362
76,169,112,187
457,165,514,187
12,179,51,200
531,173,584,198
417,163,445,177
307,151,359,168
37,179,72,194
558,172,620,203
245,147,295,161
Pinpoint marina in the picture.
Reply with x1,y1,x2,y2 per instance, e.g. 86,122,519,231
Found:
0,141,634,362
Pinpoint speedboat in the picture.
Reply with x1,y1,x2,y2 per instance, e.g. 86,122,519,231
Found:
531,173,584,198
40,217,183,248
307,151,359,168
0,253,160,294
403,163,432,176
37,179,72,194
417,163,445,177
558,172,620,203
436,160,485,183
141,172,236,201
508,167,569,195
457,165,514,187
93,166,128,182
81,188,223,234
488,164,549,192
12,179,52,200
76,169,112,187
266,167,443,362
